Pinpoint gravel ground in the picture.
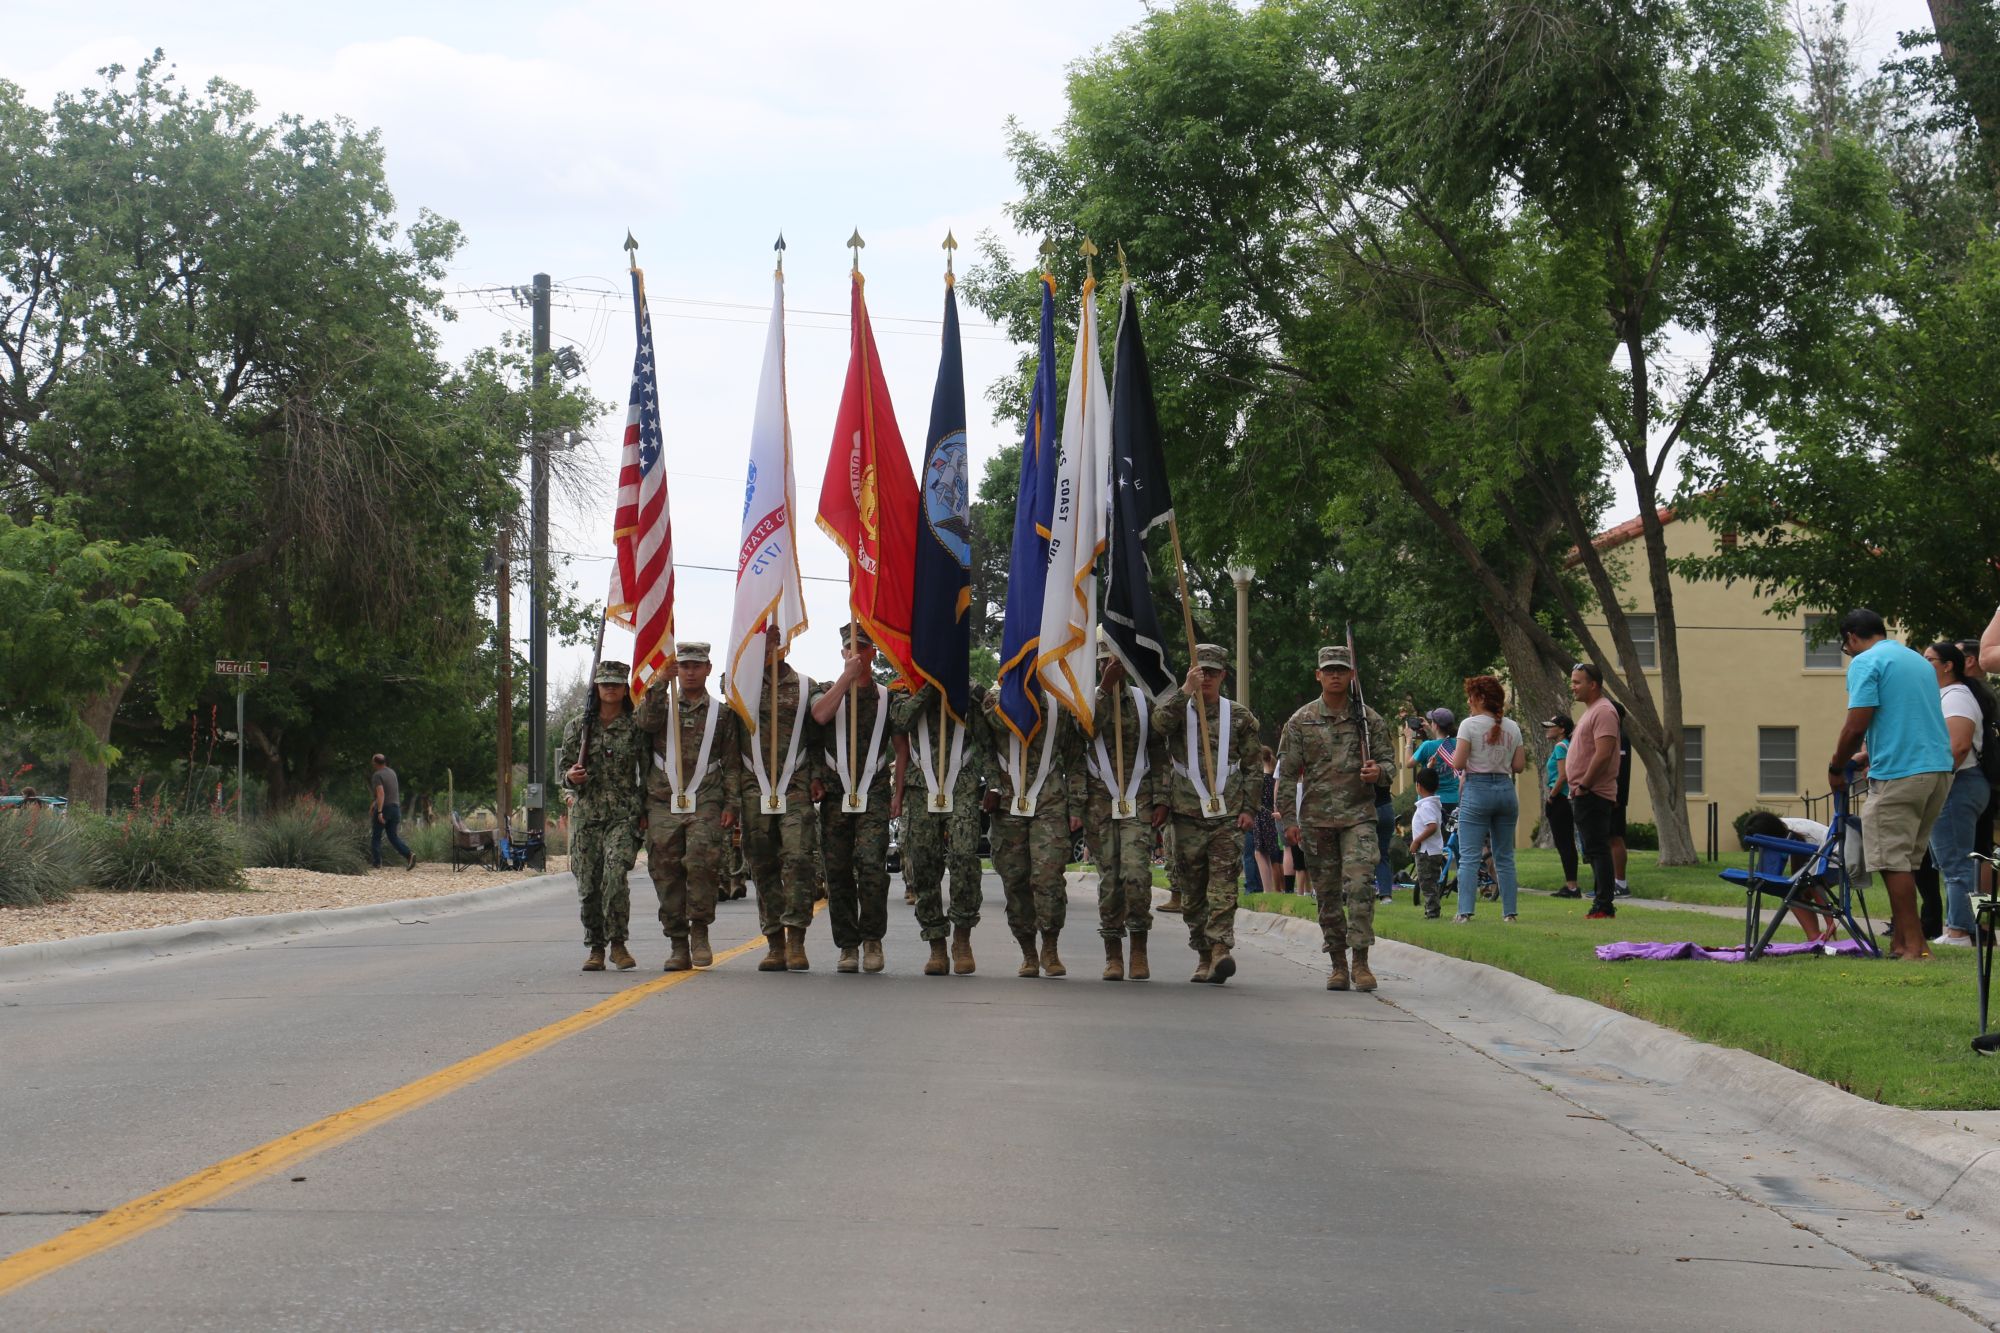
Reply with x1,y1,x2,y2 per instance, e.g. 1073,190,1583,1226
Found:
0,856,572,949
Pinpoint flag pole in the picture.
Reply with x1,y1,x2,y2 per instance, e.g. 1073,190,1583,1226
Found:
845,230,870,801
626,236,682,790
770,239,785,805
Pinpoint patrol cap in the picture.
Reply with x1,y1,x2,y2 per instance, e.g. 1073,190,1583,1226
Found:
593,660,631,686
675,641,711,664
1194,643,1230,671
1316,645,1353,670
839,624,876,650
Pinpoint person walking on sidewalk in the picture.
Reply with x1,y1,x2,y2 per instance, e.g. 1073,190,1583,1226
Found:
635,642,741,973
1276,644,1389,991
368,754,415,870
1567,665,1623,920
1540,714,1582,898
1447,675,1527,922
558,661,650,972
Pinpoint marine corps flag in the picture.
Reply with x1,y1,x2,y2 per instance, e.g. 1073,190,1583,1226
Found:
996,273,1061,747
817,261,921,686
909,266,972,720
1101,280,1178,701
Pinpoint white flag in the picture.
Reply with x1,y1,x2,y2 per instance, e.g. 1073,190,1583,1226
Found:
724,272,809,731
1035,272,1111,734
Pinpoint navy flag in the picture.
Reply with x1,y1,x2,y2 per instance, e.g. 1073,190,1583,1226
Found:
1102,281,1178,701
910,280,972,720
997,274,1061,746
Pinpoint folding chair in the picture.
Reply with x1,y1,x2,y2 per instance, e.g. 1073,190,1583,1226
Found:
495,811,546,873
1970,852,2000,1036
1724,784,1878,960
449,811,496,873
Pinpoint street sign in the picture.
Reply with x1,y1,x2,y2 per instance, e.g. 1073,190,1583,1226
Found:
214,660,270,677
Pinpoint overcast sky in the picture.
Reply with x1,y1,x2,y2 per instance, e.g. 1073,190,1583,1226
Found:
8,0,1942,687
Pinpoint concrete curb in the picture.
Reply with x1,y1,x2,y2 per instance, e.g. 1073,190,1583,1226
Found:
0,870,573,985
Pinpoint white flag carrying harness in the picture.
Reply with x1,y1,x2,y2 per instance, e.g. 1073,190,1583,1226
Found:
1003,693,1062,817
1090,685,1151,820
915,713,968,814
745,675,812,815
1172,696,1235,818
655,693,724,814
826,683,891,814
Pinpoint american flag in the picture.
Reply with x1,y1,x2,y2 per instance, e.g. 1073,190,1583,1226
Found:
607,268,674,696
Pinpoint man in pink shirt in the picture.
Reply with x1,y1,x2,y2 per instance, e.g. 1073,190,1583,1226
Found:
1565,664,1622,919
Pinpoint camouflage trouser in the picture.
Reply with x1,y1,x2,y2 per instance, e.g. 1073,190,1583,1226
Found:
821,801,891,948
989,805,1069,936
1303,822,1379,951
645,800,727,939
572,817,642,948
903,797,983,941
1163,822,1184,897
1173,816,1242,953
741,799,818,938
1085,798,1154,939
1414,851,1448,919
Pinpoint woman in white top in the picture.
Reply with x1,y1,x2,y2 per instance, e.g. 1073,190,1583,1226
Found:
1925,641,1990,945
1448,674,1527,922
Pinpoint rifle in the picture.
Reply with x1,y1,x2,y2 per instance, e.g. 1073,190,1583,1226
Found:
1345,622,1374,767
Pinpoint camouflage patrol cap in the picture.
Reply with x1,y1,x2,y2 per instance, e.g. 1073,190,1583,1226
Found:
839,623,876,650
593,660,632,686
675,641,711,664
1194,642,1230,671
1316,645,1354,670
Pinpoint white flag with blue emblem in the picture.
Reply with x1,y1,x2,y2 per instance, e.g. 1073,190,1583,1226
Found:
1035,270,1111,734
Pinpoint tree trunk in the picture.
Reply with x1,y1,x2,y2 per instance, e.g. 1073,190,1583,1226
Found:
1634,739,1700,865
65,650,150,812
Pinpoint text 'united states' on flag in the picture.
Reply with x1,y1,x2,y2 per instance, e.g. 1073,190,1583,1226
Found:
607,264,675,697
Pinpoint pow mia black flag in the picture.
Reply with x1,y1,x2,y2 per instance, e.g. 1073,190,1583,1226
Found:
1101,281,1178,701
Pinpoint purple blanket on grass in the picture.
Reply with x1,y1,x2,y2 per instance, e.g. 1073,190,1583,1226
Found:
1595,939,1873,962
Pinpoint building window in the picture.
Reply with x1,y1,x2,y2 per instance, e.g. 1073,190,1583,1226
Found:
1627,614,1658,669
1758,727,1797,795
1803,614,1842,670
1683,726,1705,795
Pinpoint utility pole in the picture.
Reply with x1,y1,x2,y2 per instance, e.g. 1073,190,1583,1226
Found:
527,273,551,841
496,520,514,817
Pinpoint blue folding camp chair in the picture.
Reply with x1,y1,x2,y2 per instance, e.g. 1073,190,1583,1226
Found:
494,811,545,872
1723,776,1878,960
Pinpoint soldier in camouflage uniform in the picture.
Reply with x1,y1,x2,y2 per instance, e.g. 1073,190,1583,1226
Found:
634,641,742,973
736,627,825,972
1083,644,1167,981
891,679,992,976
811,626,907,975
983,684,1086,978
1152,643,1263,984
1276,644,1390,992
558,660,650,972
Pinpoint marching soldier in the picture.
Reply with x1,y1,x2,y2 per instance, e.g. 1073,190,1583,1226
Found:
1276,644,1390,992
1084,643,1167,981
811,626,908,974
1152,643,1262,984
558,660,649,972
983,684,1086,978
891,679,993,976
634,642,741,972
737,626,825,972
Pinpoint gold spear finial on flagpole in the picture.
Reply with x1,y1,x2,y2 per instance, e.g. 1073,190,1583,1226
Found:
1116,241,1130,287
1080,235,1099,284
942,230,958,286
848,228,866,273
1038,236,1057,276
774,232,786,277
624,230,639,272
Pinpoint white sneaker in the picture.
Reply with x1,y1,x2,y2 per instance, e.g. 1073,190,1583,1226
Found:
1452,913,1473,924
1932,932,1973,947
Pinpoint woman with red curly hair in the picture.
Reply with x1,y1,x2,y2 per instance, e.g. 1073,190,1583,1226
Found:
1448,675,1527,921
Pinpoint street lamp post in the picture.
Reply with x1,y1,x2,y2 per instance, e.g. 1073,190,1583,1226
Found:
1225,563,1255,709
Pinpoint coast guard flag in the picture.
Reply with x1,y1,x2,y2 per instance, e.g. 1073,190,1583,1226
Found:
1101,280,1178,701
996,274,1061,747
817,269,921,686
910,279,972,720
1035,270,1111,732
607,265,674,697
724,271,809,729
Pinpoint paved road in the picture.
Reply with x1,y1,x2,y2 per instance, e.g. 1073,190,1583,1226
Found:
0,873,1978,1331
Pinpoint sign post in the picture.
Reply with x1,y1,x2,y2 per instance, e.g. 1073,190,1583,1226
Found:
214,661,271,822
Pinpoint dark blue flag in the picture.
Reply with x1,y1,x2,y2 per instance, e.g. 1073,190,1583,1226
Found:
910,283,972,720
997,275,1060,746
1102,282,1178,700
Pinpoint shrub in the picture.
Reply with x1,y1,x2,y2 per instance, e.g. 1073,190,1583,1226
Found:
85,801,246,892
402,819,450,864
0,807,87,907
245,799,368,875
1623,821,1659,851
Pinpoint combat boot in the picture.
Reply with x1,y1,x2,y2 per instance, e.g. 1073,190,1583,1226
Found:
1161,892,1186,915
1351,947,1378,992
1208,943,1236,984
1325,951,1350,991
1128,931,1150,981
1015,931,1041,977
582,947,607,972
1040,930,1066,977
758,933,787,972
951,923,976,974
904,888,917,906
1190,947,1213,983
837,945,861,974
1102,936,1125,982
662,938,692,973
785,925,810,971
862,940,885,973
608,941,637,970
924,938,950,976
690,924,713,968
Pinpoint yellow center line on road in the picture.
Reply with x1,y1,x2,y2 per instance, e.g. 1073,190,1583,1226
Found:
0,929,778,1299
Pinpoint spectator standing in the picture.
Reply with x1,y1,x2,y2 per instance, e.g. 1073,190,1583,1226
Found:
1960,640,1999,903
1410,709,1460,825
1567,665,1623,918
1541,714,1581,897
1828,609,1955,960
1252,747,1279,894
369,754,415,871
1447,675,1526,921
1925,641,1990,946
1611,700,1632,896
1410,766,1449,918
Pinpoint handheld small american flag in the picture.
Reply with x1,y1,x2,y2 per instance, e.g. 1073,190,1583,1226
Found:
606,266,675,696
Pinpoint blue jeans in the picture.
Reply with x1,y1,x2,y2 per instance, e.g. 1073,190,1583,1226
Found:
1931,767,1991,933
1373,797,1395,895
1242,830,1261,892
372,802,412,866
1455,774,1518,917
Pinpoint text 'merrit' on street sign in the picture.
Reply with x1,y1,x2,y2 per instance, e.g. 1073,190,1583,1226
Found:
213,660,271,677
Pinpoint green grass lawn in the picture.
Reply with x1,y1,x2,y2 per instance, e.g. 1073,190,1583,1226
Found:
1152,847,1756,906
